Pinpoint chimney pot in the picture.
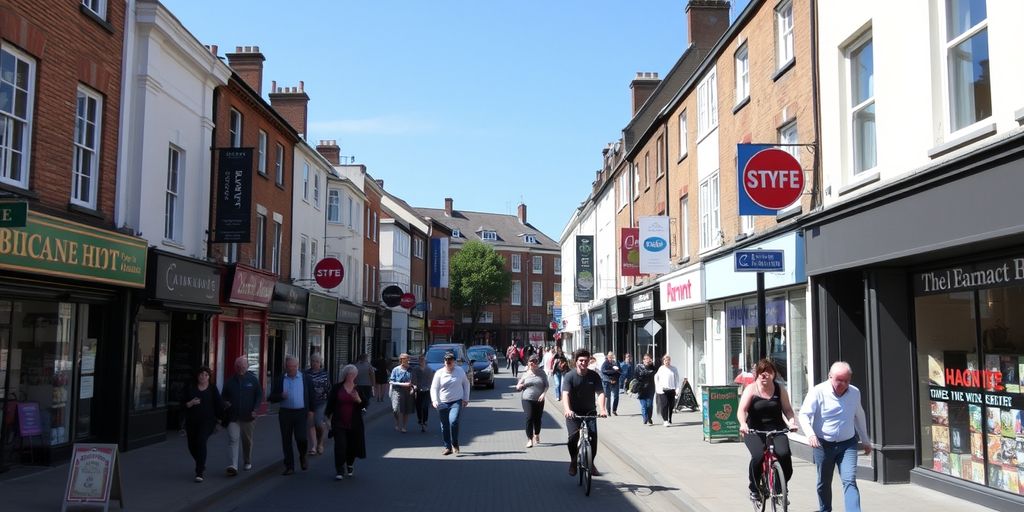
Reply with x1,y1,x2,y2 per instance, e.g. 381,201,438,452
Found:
630,71,662,117
235,46,243,52
226,45,266,95
444,198,453,217
375,179,384,189
316,139,341,165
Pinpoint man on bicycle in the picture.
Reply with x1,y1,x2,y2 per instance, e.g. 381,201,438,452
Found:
562,348,607,477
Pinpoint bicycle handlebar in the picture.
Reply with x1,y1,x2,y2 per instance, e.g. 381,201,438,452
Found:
747,429,793,436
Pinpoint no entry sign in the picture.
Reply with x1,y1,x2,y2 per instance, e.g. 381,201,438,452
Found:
400,293,416,309
313,257,344,289
737,144,804,215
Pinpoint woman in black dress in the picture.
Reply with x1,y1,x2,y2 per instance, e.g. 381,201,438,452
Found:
183,366,223,482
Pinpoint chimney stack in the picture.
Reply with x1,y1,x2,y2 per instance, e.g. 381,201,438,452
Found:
316,140,340,165
444,198,453,217
225,46,265,95
630,72,661,116
517,203,527,224
686,0,731,49
269,81,310,138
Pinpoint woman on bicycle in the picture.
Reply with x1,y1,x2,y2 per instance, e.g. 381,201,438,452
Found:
737,358,798,503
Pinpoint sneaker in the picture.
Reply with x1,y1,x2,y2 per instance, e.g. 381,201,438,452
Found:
243,463,253,471
335,474,345,481
663,421,670,427
525,440,534,448
441,448,453,456
346,465,354,477
453,446,460,454
421,424,426,433
568,461,577,476
749,491,761,503
226,466,238,476
612,411,618,416
194,474,204,483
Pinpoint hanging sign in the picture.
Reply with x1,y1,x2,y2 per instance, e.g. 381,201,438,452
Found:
574,235,594,302
213,148,253,242
381,285,403,308
639,216,670,275
737,144,804,215
313,257,344,289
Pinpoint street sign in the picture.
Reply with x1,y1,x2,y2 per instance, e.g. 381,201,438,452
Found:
644,319,662,337
742,148,803,210
734,250,785,272
381,285,403,307
399,293,416,309
0,202,27,227
313,257,344,289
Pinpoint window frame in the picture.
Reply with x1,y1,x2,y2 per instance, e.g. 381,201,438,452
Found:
257,130,267,175
300,235,309,279
633,164,640,199
81,0,107,18
71,85,103,209
698,172,721,251
302,162,310,201
310,238,318,278
531,281,543,307
511,280,522,306
0,44,35,190
735,43,750,103
554,257,561,275
942,0,991,134
481,230,497,241
313,172,321,208
229,109,242,148
255,213,266,268
779,121,799,158
511,254,521,273
271,220,282,274
274,143,284,185
532,255,543,274
327,190,341,222
164,145,183,241
846,32,877,176
775,0,795,70
697,68,719,138
656,137,664,178
678,110,688,160
679,196,689,259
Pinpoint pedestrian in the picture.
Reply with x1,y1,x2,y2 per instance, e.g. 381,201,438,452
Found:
516,354,549,448
551,346,568,400
737,358,798,503
506,343,516,370
221,356,262,475
600,352,621,416
325,364,366,481
542,345,555,381
306,354,330,456
798,361,871,512
268,355,316,475
619,353,634,392
183,366,223,482
413,354,435,433
430,351,471,456
634,353,656,425
354,353,375,408
655,354,682,426
372,357,389,402
562,349,608,477
508,342,521,378
389,353,415,433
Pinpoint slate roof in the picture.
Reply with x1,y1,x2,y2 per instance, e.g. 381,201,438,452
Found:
414,207,559,252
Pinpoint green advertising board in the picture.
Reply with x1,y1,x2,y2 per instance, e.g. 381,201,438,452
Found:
0,209,148,288
702,384,741,441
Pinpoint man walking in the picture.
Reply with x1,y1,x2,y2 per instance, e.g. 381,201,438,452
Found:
269,355,316,475
354,353,375,407
222,356,262,475
562,349,607,477
798,361,872,512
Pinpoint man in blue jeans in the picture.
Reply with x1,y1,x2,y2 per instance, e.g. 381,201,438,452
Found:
798,361,872,512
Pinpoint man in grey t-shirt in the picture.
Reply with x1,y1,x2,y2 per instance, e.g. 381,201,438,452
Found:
562,349,607,477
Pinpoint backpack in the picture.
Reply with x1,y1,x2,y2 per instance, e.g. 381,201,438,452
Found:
627,378,639,394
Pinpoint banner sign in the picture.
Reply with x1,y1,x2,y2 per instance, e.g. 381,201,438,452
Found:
737,144,804,215
0,201,27,227
621,227,640,277
574,235,594,302
639,216,670,275
213,148,253,242
307,293,338,323
0,209,147,288
271,282,309,317
430,237,450,288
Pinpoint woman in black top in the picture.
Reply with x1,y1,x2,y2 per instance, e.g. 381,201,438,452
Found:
736,358,798,502
183,366,224,482
633,353,657,425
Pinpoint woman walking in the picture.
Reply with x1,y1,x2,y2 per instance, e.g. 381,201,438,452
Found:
389,354,415,432
413,354,435,432
634,353,656,425
551,346,568,400
306,354,330,455
430,351,471,456
372,357,389,402
325,364,366,480
516,355,549,448
183,367,223,482
508,343,521,378
737,358,797,503
654,355,682,426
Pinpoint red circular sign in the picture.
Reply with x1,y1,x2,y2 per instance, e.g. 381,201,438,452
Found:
313,257,344,289
400,293,416,309
742,148,804,210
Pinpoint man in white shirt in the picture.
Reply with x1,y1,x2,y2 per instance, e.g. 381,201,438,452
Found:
798,361,871,512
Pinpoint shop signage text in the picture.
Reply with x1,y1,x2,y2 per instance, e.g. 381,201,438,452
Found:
213,148,253,243
313,257,344,289
621,228,640,277
229,266,275,307
639,216,670,275
271,283,309,316
928,386,1019,409
735,250,785,272
915,257,1024,295
430,237,450,288
0,201,27,227
307,293,337,323
152,253,220,306
660,270,702,310
631,290,655,320
737,144,804,215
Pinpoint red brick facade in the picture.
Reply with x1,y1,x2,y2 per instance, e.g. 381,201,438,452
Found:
362,182,382,305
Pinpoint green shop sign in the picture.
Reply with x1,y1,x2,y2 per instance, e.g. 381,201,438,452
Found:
307,293,338,323
0,202,27,227
0,210,148,288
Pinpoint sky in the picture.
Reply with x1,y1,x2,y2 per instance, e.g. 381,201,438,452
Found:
162,0,746,240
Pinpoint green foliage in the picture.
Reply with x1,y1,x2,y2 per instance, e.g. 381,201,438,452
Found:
450,241,512,334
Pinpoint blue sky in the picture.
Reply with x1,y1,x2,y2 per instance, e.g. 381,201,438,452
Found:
163,0,745,240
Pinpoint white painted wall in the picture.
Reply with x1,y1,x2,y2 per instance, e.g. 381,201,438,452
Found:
291,144,331,285
325,177,364,304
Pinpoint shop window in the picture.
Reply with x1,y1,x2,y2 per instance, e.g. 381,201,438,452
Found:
133,320,169,410
306,324,324,369
787,291,808,410
244,323,261,381
726,296,788,382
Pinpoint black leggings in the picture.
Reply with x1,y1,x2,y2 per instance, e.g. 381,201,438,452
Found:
658,390,676,422
333,427,358,473
522,400,543,438
742,432,793,493
415,390,431,425
185,423,213,474
510,360,520,377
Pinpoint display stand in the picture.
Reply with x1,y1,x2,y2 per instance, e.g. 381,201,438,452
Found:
61,443,124,511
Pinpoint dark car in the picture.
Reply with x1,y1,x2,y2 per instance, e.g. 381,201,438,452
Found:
425,343,475,387
467,346,496,389
468,345,499,374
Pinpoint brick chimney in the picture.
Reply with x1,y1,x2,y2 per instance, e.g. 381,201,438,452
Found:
444,198,453,217
517,203,527,224
630,72,661,116
686,0,731,49
269,81,310,138
225,46,265,95
316,140,340,165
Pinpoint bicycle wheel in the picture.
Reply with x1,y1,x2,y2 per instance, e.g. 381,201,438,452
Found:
577,436,586,487
769,460,788,512
582,435,593,496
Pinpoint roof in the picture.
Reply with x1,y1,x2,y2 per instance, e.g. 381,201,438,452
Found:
414,207,559,252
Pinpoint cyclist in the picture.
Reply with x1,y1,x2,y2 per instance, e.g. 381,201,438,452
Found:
737,358,798,503
562,348,608,477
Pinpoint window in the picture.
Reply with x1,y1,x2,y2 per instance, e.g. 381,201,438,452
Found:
511,254,521,273
346,196,354,228
372,212,377,241
479,311,494,323
678,110,688,159
633,164,640,199
481,230,497,241
776,1,794,68
524,234,537,244
313,172,321,208
271,220,282,273
327,190,340,222
554,257,561,275
532,255,543,274
256,130,267,175
413,284,423,302
414,238,424,259
656,137,664,178
532,282,543,307
697,68,718,137
0,45,33,189
529,313,542,325
945,0,990,132
82,0,107,18
644,152,650,188
300,235,309,279
302,162,310,201
229,109,242,148
310,239,318,277
779,121,799,159
735,43,749,102
71,86,102,208
274,143,284,185
511,280,522,305
847,34,876,175
699,172,721,250
742,215,755,234
618,172,629,209
510,311,521,324
365,207,371,237
255,213,266,268
134,320,169,410
452,229,461,238
164,146,182,241
679,196,689,258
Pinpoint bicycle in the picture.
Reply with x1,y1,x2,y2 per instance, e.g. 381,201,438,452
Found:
747,429,792,512
569,414,600,496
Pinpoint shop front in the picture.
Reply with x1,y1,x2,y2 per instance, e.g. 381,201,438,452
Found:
0,207,147,465
658,263,706,388
213,265,273,399
306,292,337,374
608,296,629,360
268,283,308,380
589,302,609,356
628,287,664,363
334,301,362,372
126,250,221,449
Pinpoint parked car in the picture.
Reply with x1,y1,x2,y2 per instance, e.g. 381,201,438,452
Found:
468,345,499,373
467,346,496,389
425,343,476,387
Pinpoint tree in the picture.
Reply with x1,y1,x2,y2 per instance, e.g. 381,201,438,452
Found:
449,240,512,342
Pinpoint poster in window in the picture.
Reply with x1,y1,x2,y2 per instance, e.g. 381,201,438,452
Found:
959,454,973,480
949,402,970,454
969,404,982,433
987,408,1001,435
1003,356,1020,394
972,432,984,459
1002,409,1016,438
930,401,948,425
987,436,1003,464
79,375,94,399
932,425,950,454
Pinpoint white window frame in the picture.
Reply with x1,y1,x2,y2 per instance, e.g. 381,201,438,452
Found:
310,239,318,277
531,281,543,307
274,143,284,185
524,234,537,244
679,196,689,258
511,254,522,273
644,152,650,188
452,229,461,239
742,215,755,235
313,172,321,208
229,109,242,148
678,110,688,160
71,85,102,208
271,221,282,274
943,0,991,133
656,137,664,178
532,255,543,274
779,121,799,159
81,0,107,18
633,164,640,199
697,68,718,138
554,257,561,275
776,0,794,69
0,45,34,189
511,280,522,305
300,235,309,279
481,230,497,241
372,212,377,241
618,172,629,210
735,43,749,103
302,162,310,201
164,145,182,241
846,32,876,176
414,238,425,259
255,213,266,268
327,190,340,222
413,284,423,302
699,172,721,251
257,130,267,175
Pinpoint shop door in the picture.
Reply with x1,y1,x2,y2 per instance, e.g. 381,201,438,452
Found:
222,322,242,384
0,301,12,468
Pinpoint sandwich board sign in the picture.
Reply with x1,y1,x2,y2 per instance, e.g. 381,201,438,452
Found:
62,443,124,511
